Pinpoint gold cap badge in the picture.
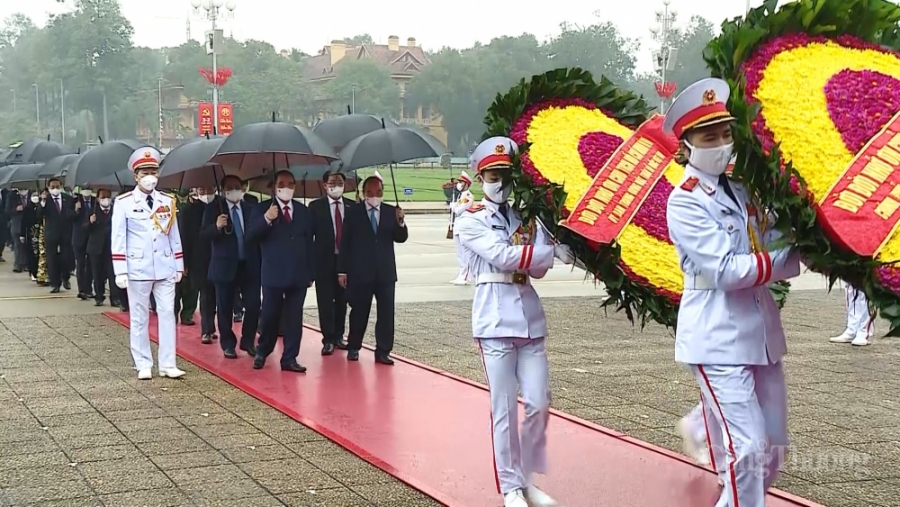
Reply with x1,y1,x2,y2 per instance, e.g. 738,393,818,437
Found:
143,151,151,157
494,144,506,154
702,90,717,105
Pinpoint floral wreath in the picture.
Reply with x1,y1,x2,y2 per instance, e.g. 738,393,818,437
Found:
705,0,900,334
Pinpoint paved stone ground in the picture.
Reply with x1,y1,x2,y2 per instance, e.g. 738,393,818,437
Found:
0,315,438,506
302,290,900,507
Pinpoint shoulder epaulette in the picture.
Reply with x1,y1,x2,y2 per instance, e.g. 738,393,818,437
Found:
159,191,174,200
467,204,485,213
116,191,132,200
680,177,699,192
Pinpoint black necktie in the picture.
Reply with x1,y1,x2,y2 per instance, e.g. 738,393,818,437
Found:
718,174,740,208
498,204,509,224
146,194,154,209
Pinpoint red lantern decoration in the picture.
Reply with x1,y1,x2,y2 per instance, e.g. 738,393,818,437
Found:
655,81,677,99
199,67,234,87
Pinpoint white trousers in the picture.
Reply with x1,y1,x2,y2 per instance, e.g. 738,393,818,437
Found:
453,234,470,281
476,337,551,495
128,278,178,371
844,282,874,339
684,402,727,474
693,362,788,507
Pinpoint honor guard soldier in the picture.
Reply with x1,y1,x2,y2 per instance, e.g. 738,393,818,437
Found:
829,281,875,346
112,147,187,381
456,137,574,507
664,78,802,507
449,170,474,285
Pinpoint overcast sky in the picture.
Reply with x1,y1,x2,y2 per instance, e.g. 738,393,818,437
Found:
6,0,772,72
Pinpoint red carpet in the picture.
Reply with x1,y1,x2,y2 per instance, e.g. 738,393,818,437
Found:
104,311,820,507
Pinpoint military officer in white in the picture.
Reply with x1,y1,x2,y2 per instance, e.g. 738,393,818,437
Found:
450,170,475,285
456,137,574,507
112,147,186,380
664,78,802,507
829,282,875,346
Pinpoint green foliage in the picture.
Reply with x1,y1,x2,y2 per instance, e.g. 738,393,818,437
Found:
703,0,900,334
325,59,400,119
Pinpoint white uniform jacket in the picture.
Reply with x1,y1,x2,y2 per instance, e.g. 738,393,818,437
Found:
451,189,475,236
666,165,801,366
456,199,556,339
111,189,185,281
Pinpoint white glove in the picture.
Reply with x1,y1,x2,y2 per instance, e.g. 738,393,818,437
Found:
175,271,183,283
554,244,575,265
115,275,128,289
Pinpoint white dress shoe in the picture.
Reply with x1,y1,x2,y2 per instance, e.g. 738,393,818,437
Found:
829,330,854,343
676,417,710,466
503,489,529,507
159,368,186,378
851,335,870,346
525,485,559,506
137,369,152,380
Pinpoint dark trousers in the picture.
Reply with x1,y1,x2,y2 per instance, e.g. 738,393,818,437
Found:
199,281,217,335
45,238,71,288
175,277,198,323
213,262,260,352
347,280,396,355
315,261,347,345
257,286,306,366
89,251,118,303
74,243,92,294
233,288,243,315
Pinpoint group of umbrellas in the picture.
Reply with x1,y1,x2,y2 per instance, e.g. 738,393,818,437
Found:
0,113,446,203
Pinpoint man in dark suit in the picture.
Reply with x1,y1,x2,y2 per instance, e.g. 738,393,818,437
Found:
37,178,75,293
173,193,198,326
5,188,29,272
337,176,408,365
0,188,8,262
73,188,96,300
85,189,119,306
248,170,315,373
232,188,259,323
186,187,216,341
201,176,261,358
310,172,353,355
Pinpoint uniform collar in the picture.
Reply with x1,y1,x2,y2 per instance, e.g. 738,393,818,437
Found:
684,164,719,195
132,189,157,202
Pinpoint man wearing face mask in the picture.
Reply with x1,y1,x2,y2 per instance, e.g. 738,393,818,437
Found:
173,190,199,326
248,170,314,372
73,187,96,300
86,189,120,307
664,78,802,507
337,176,408,365
310,171,354,355
5,187,29,273
111,148,186,380
202,176,261,357
455,137,574,507
36,178,75,293
449,170,475,285
187,187,218,342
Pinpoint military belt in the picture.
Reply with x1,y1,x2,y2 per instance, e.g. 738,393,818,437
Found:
476,273,530,285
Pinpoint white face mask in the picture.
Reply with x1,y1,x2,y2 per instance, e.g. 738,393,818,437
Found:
481,181,511,203
138,174,158,192
99,198,111,207
197,194,213,204
49,188,61,197
30,195,40,204
326,185,344,199
685,141,734,176
225,190,243,203
80,189,92,197
365,196,382,208
275,187,294,202
456,182,464,191
18,189,28,196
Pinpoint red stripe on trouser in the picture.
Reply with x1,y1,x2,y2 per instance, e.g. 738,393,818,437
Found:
476,340,502,494
700,397,717,472
698,366,740,507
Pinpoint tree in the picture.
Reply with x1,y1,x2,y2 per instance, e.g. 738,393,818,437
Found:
547,21,639,86
325,59,400,119
343,34,374,45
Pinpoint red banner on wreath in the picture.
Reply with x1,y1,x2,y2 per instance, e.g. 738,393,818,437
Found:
198,102,214,135
217,103,234,135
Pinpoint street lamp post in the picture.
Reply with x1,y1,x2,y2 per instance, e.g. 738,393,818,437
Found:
10,89,16,112
59,79,65,144
351,85,356,114
158,78,164,148
649,0,678,113
32,84,40,130
191,0,235,132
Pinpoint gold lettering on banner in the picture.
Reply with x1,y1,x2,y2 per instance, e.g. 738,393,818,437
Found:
577,209,599,225
834,190,867,213
891,185,900,200
861,157,893,183
878,145,900,166
609,169,629,184
875,196,900,220
887,132,900,152
619,193,635,208
847,174,879,197
594,187,615,206
585,199,605,215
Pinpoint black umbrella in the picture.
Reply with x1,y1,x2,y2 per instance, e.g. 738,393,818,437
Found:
244,160,342,197
39,154,81,179
338,126,446,203
0,164,45,190
209,121,338,181
67,139,152,188
2,137,75,166
158,136,226,189
313,114,399,150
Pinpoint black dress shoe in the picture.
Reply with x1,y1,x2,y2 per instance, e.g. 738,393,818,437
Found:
281,363,307,373
336,339,349,350
119,305,129,312
347,350,359,361
375,354,395,366
201,334,213,345
181,319,195,326
86,293,95,299
223,348,238,359
240,345,257,357
252,356,265,369
77,293,88,301
12,269,22,273
322,343,335,356
233,311,244,322
50,287,60,294
94,299,104,307
62,280,71,290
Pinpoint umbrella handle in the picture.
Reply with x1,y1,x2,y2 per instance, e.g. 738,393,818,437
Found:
389,164,399,205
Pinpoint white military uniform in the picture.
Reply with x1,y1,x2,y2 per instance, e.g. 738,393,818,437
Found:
111,148,185,375
456,137,566,507
451,170,475,284
830,282,875,345
664,79,802,507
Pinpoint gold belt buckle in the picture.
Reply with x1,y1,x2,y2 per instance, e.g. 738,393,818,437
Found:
512,273,527,285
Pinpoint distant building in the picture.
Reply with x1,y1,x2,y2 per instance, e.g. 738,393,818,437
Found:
302,36,448,147
135,84,196,150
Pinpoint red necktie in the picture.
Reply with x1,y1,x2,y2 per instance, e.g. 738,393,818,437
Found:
334,201,342,250
282,205,291,223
